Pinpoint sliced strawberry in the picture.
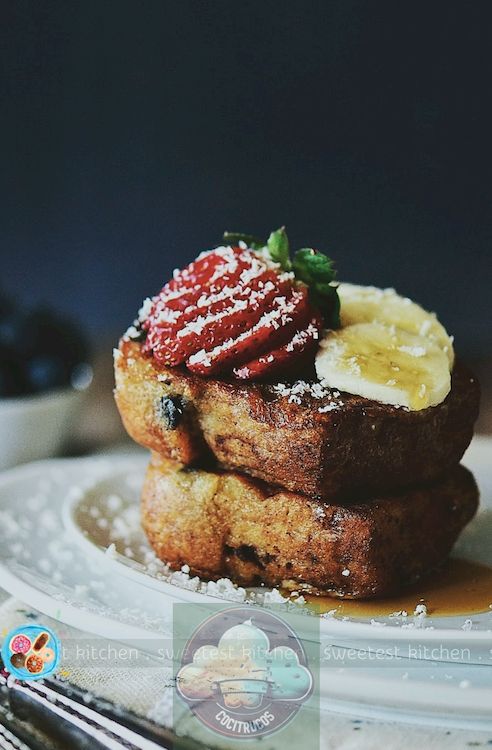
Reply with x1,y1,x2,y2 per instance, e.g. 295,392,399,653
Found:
152,271,292,366
164,256,253,311
140,243,324,379
146,248,247,324
232,314,322,381
167,265,279,327
142,248,248,348
186,287,312,376
165,245,244,294
143,247,266,337
141,248,245,353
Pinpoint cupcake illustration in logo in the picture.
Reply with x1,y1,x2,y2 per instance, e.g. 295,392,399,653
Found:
2,625,61,681
176,608,313,739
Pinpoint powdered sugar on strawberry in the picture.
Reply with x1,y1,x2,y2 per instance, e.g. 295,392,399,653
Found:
139,245,324,380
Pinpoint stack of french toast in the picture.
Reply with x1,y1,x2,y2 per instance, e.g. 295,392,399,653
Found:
114,232,480,599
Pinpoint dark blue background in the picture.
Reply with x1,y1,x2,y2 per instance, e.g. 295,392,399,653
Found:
2,1,491,355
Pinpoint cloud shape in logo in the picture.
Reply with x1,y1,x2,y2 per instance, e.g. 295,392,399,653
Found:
177,619,269,707
267,646,312,700
176,619,311,709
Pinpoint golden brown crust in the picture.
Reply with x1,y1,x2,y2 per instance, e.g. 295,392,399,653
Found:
115,340,480,500
141,456,478,599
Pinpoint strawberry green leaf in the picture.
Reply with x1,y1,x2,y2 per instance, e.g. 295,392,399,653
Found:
267,227,292,271
293,248,340,329
293,248,336,284
221,228,340,328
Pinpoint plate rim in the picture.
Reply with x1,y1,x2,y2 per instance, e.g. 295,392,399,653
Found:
51,443,492,644
0,435,492,644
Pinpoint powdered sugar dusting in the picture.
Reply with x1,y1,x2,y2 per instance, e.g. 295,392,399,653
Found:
271,379,344,410
285,322,319,351
188,290,304,368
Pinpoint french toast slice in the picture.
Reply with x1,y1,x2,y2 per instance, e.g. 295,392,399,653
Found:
115,339,480,500
142,456,478,598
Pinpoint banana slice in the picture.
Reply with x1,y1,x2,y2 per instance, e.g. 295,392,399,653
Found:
337,283,454,367
315,322,451,410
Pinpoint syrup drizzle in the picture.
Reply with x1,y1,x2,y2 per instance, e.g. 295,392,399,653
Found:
304,559,492,619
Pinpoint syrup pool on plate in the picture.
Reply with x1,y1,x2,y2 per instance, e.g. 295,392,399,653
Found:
303,559,492,618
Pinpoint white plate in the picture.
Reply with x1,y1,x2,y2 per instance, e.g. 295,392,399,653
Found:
0,456,176,643
0,440,491,728
61,438,492,659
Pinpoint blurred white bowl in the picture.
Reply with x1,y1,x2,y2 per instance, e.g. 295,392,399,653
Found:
0,382,89,472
